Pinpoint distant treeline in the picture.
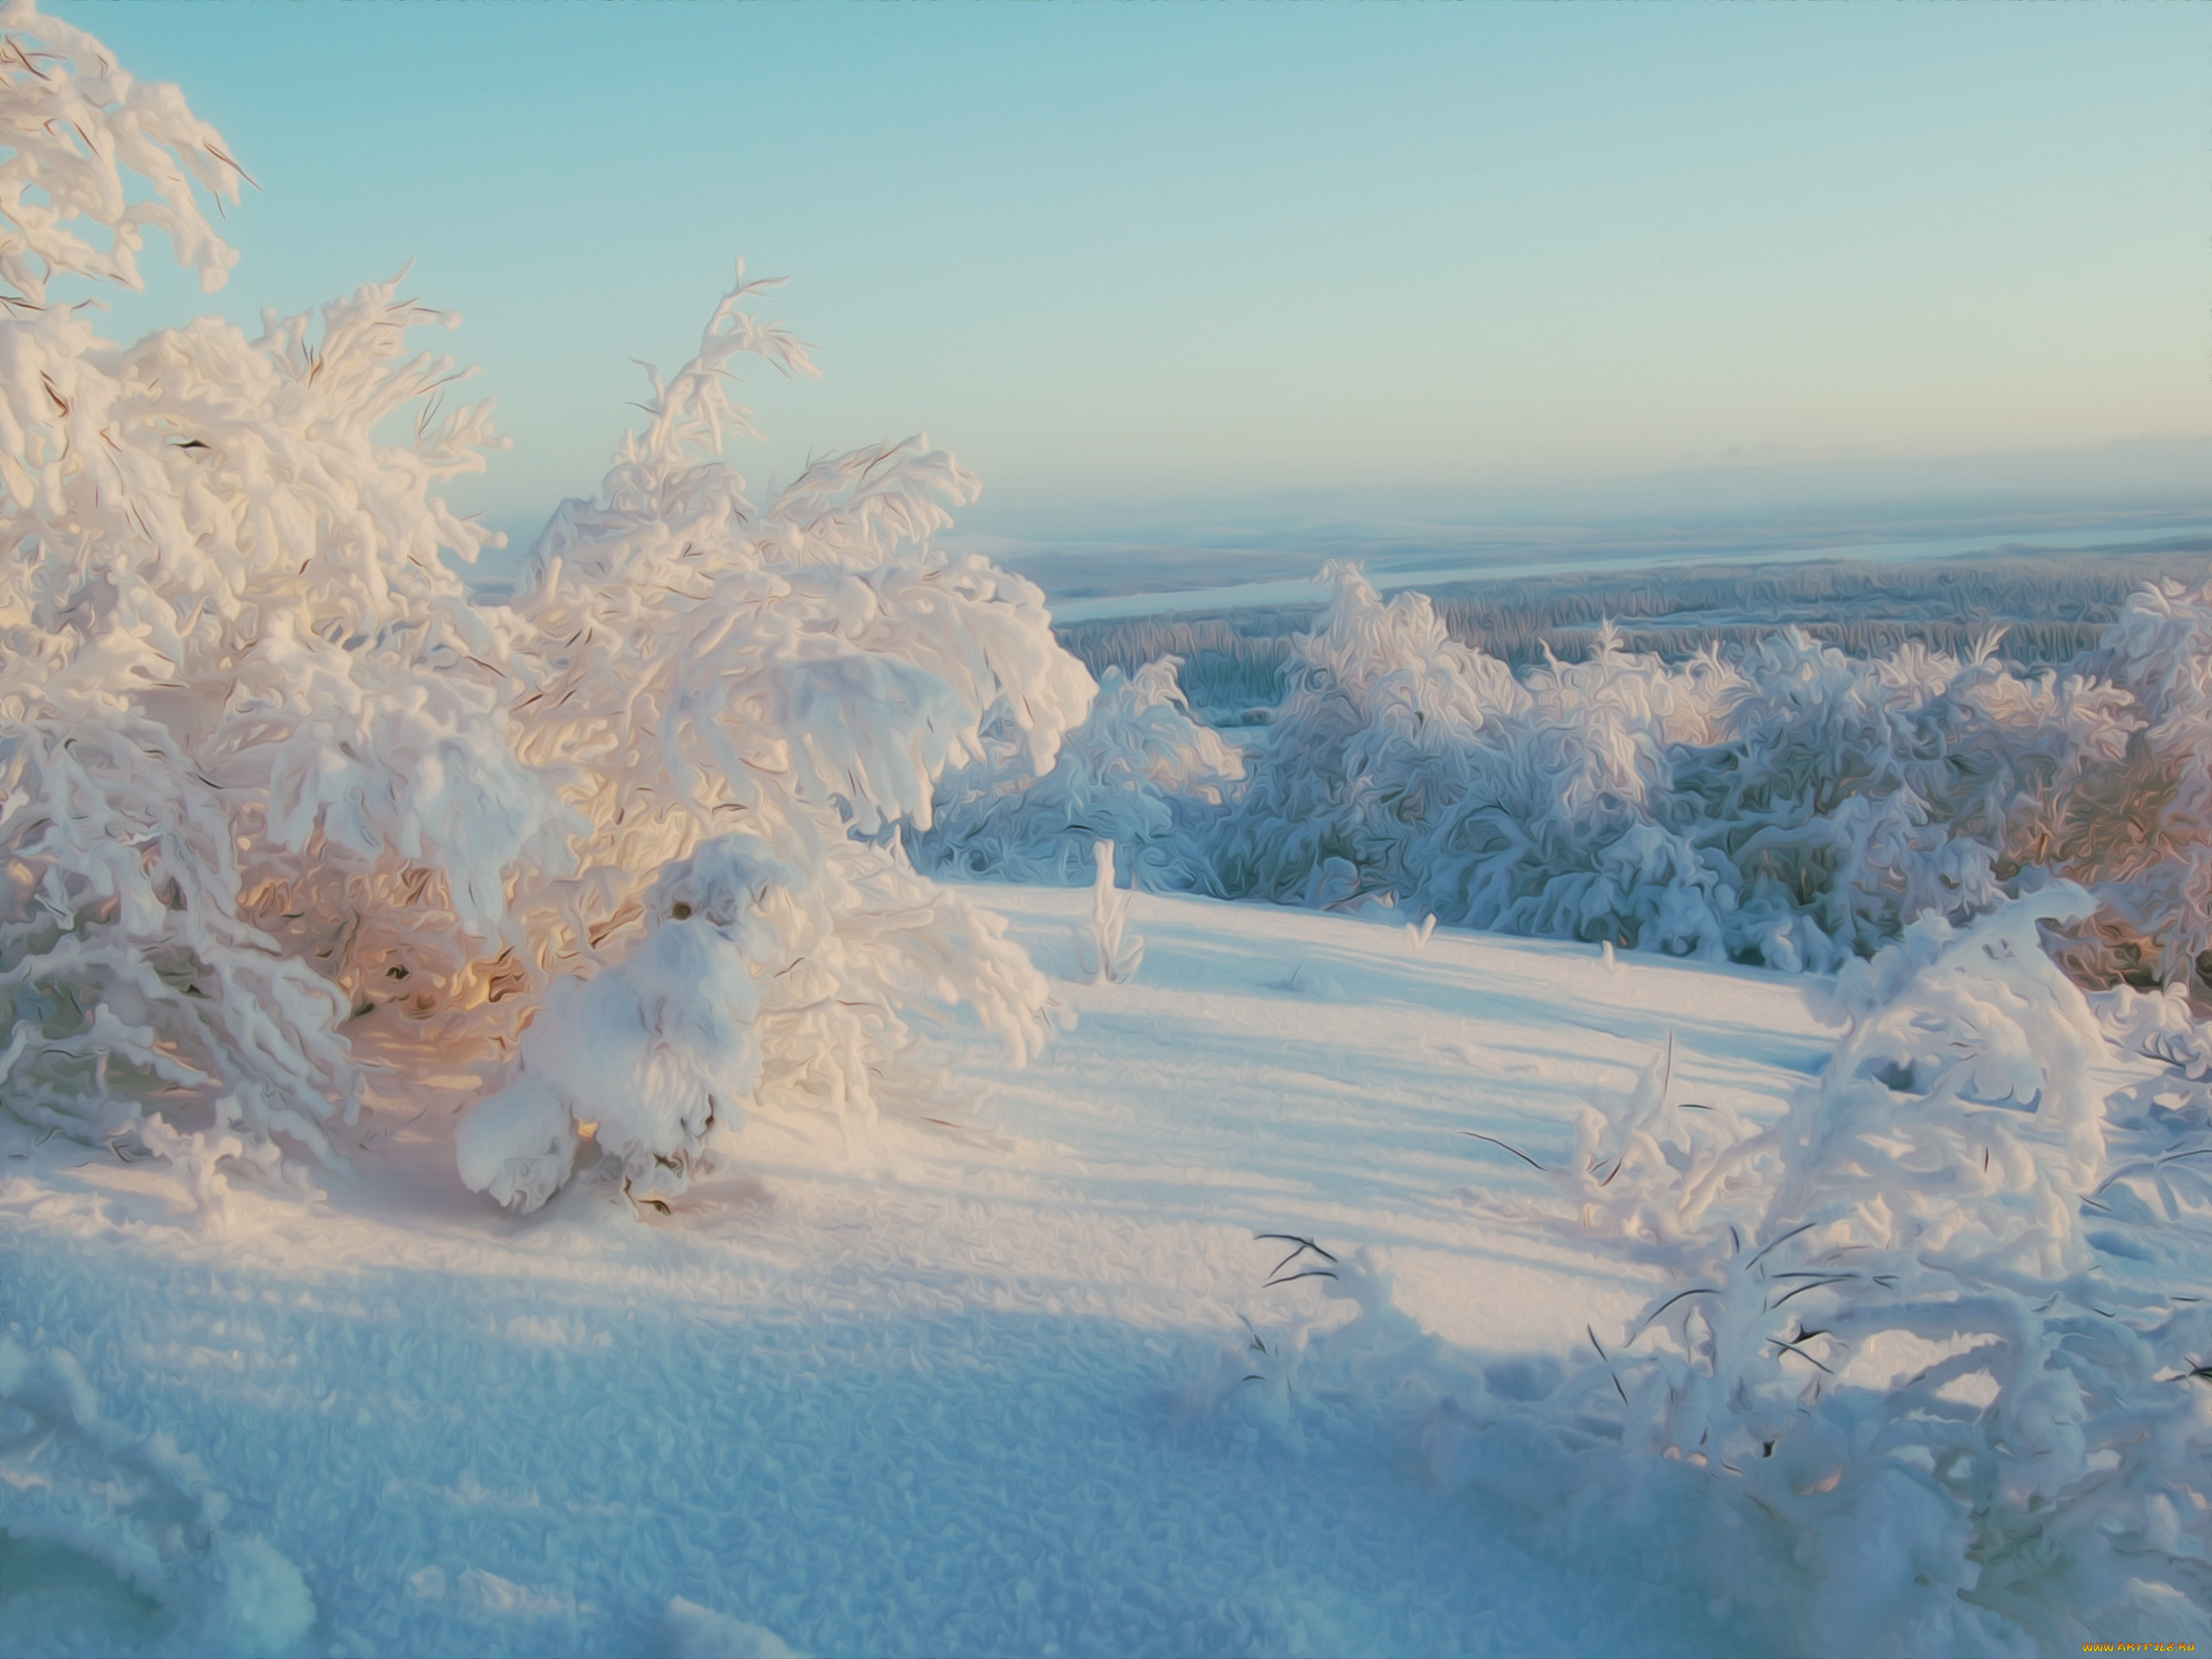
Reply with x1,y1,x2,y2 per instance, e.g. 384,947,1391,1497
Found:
1055,546,2212,717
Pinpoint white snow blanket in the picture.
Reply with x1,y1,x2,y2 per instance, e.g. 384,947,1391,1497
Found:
12,884,2203,1656
0,888,1845,1657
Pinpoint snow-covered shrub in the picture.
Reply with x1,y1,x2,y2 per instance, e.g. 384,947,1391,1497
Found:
456,835,791,1211
1211,565,1751,955
1211,564,2147,974
1222,887,2212,1649
0,4,1089,1204
1211,563,1532,912
914,655,1243,891
0,3,562,1168
1677,626,2136,969
456,268,1094,1208
2039,570,2212,996
1440,885,2211,1652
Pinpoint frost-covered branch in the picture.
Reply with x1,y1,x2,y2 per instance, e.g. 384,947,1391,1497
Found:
0,0,247,308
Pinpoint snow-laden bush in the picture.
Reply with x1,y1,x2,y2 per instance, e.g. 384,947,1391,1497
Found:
1211,565,1745,953
0,3,1091,1205
1528,883,2212,1650
1679,626,2137,969
454,270,1094,1209
969,560,2202,996
0,2,558,1170
1210,564,2147,975
914,655,1243,892
2040,569,2212,996
1236,886,2212,1652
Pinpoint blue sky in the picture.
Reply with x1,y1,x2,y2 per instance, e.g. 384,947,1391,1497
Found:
54,1,2212,550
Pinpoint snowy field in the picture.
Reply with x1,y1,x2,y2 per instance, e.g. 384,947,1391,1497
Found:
4,887,1859,1658
10,881,2210,1656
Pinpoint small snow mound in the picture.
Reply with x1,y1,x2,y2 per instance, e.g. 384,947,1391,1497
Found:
198,1535,315,1656
664,1596,803,1658
458,834,784,1211
0,1336,313,1656
454,1077,577,1213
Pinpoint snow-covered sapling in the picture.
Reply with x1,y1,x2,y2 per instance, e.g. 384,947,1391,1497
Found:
1076,840,1144,985
916,656,1242,891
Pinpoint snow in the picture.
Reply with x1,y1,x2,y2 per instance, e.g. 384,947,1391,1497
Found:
2,885,1863,1657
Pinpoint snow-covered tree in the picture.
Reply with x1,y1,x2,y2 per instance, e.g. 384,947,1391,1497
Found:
454,269,1095,1209
0,2,1092,1206
915,655,1243,891
0,2,557,1170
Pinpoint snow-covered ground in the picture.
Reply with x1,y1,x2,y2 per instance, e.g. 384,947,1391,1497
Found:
2,884,1862,1658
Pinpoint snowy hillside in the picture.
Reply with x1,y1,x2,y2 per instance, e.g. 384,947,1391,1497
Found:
10,882,2210,1656
2,887,1855,1657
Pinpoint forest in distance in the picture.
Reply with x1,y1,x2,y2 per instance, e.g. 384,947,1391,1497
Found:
1056,541,2212,719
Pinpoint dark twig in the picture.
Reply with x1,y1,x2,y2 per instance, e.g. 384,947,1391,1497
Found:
1743,1221,1819,1273
1589,1325,1627,1404
1460,1130,1544,1170
1255,1232,1338,1277
1770,1336,1836,1375
1768,1275,1856,1310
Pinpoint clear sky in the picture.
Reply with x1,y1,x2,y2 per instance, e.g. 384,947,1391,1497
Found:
50,0,2212,549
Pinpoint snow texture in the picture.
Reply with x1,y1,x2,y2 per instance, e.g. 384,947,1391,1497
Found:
0,1333,313,1656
